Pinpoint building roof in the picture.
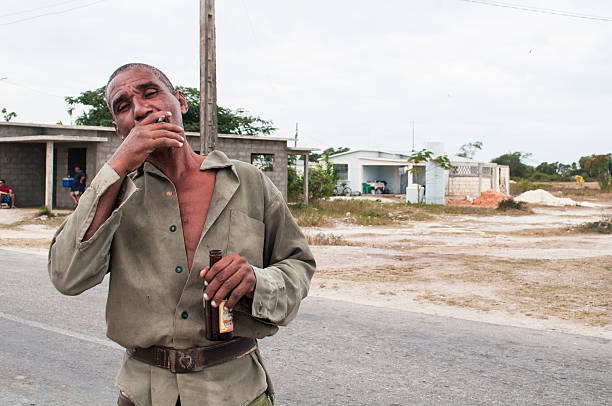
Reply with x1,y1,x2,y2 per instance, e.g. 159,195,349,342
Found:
0,135,108,143
0,122,316,151
328,149,412,159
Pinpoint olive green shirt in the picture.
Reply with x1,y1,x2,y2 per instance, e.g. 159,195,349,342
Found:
48,150,315,406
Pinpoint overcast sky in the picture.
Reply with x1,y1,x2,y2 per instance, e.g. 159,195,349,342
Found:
1,0,611,165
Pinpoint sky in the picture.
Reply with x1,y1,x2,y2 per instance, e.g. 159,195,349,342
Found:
1,0,611,165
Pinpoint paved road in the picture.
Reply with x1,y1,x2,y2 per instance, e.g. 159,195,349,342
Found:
1,248,611,405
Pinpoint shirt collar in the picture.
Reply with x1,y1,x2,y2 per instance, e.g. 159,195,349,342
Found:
138,149,235,179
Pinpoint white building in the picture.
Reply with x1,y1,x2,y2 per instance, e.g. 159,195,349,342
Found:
325,150,412,194
324,146,510,203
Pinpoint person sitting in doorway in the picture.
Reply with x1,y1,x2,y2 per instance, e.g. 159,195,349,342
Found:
69,166,86,209
0,179,16,208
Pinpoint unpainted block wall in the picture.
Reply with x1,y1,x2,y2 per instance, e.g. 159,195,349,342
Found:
186,135,288,199
448,176,493,198
0,143,46,206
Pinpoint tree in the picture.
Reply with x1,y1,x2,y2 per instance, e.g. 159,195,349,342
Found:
534,161,571,176
406,149,452,204
308,151,338,199
457,141,483,159
491,152,534,179
287,165,303,201
1,107,17,122
579,154,612,191
65,87,113,127
579,154,611,179
309,147,350,162
65,85,276,136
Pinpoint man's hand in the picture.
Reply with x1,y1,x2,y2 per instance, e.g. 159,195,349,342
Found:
200,253,257,310
109,111,184,176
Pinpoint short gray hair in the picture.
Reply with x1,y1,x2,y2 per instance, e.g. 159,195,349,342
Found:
105,63,176,113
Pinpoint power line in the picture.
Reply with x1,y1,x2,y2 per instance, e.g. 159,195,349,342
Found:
0,79,66,99
457,0,612,22
0,0,88,19
0,0,109,26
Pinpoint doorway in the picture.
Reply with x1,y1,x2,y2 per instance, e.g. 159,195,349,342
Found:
67,148,87,177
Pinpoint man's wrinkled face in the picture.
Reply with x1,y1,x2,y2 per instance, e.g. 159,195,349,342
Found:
106,67,187,139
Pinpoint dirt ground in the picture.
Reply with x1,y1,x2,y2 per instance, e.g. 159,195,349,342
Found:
1,195,611,339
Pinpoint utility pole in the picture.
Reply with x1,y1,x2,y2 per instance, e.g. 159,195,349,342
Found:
411,121,415,151
294,122,298,147
200,0,217,155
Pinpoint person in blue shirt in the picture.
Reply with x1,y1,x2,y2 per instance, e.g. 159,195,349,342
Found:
69,166,86,209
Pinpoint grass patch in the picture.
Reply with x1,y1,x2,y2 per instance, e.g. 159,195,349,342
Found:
306,232,363,246
573,218,612,234
316,254,612,327
37,206,56,217
496,198,528,212
289,199,517,227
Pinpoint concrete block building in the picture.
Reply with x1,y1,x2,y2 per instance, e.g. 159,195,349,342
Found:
0,122,312,209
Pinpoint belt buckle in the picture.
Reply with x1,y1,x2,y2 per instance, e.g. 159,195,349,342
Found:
178,350,195,372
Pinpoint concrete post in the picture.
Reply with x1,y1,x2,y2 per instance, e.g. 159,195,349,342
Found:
303,153,309,205
478,163,483,196
492,165,499,192
45,141,54,210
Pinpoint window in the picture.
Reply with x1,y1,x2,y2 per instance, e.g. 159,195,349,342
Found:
333,164,348,180
251,154,274,171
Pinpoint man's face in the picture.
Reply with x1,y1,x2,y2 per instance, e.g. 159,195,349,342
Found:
107,67,188,139
0,181,4,187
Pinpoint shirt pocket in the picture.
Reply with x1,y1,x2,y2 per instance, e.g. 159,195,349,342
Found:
228,209,265,268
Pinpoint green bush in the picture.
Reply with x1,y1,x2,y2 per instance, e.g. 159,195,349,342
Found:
497,198,527,212
287,166,303,201
308,152,338,200
510,179,539,195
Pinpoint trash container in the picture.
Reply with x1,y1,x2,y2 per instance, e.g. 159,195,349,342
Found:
63,177,74,188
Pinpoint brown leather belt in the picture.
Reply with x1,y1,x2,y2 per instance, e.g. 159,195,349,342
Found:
127,337,257,373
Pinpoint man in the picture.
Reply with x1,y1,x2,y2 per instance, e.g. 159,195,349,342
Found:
48,63,315,406
69,165,86,208
0,179,16,208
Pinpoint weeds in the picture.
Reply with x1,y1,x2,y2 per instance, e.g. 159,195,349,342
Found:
306,232,362,246
496,198,527,212
37,206,55,217
574,217,612,234
289,198,508,227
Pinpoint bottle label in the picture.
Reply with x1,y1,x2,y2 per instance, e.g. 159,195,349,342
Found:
218,300,234,333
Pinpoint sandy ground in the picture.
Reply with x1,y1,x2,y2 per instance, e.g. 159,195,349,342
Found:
304,200,612,339
1,200,611,339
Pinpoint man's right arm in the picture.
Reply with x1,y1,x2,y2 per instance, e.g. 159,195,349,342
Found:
48,164,138,296
49,111,184,295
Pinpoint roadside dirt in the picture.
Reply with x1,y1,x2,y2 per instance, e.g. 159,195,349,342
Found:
305,202,612,339
1,199,610,339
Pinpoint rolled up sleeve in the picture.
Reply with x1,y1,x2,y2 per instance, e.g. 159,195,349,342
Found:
48,163,138,296
250,177,315,325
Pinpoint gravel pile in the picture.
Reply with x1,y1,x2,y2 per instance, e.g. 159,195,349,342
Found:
515,189,577,206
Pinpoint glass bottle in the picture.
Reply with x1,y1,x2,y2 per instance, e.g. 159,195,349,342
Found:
204,250,234,341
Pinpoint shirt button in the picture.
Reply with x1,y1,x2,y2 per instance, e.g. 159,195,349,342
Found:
175,266,183,274
181,311,188,319
166,191,173,198
169,225,177,232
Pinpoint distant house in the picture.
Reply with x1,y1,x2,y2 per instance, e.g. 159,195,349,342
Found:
324,146,510,203
325,150,412,194
0,122,314,209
